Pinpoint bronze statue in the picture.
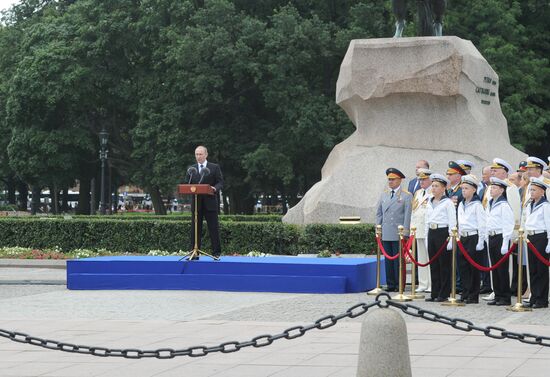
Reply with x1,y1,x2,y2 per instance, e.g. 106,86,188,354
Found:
392,0,446,38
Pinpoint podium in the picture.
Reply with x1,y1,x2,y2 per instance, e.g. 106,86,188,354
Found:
178,184,219,261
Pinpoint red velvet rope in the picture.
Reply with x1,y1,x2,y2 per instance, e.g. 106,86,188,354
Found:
403,238,448,267
401,236,415,254
376,236,400,261
457,240,515,271
527,241,550,267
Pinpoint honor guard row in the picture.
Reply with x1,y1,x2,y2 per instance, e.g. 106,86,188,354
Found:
376,156,550,307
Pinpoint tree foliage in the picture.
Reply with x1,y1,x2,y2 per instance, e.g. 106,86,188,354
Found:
0,0,547,214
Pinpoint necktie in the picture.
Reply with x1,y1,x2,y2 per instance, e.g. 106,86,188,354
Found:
422,189,426,197
390,190,395,199
199,164,203,173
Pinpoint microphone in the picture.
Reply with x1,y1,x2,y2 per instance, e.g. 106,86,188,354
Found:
199,167,210,184
186,166,197,183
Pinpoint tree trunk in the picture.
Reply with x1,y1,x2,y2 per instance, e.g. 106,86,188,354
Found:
90,177,97,215
229,187,255,214
222,192,229,214
51,184,59,214
6,175,16,204
76,178,91,215
150,186,167,215
31,186,41,215
61,186,69,213
112,185,118,214
17,181,28,211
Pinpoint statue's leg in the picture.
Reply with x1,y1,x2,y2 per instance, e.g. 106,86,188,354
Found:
393,0,407,38
432,0,446,36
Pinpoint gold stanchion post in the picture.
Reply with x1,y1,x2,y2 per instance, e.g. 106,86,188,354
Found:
368,225,384,295
408,227,424,299
507,228,532,312
442,227,464,306
392,225,411,302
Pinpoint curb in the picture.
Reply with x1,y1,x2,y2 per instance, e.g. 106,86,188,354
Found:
0,259,66,269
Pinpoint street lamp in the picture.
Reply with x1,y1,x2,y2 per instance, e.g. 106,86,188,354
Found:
99,128,109,215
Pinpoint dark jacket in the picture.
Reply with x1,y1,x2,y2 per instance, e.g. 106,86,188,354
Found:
185,162,224,212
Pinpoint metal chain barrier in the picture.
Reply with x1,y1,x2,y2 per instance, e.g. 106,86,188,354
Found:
0,300,382,359
457,240,516,272
385,296,550,346
2,293,550,359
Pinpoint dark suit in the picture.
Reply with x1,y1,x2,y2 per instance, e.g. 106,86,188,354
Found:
408,177,420,194
185,161,224,255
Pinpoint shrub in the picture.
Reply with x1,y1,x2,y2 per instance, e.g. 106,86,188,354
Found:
0,218,376,255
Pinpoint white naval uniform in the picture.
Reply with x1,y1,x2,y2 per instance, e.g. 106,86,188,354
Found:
411,188,432,291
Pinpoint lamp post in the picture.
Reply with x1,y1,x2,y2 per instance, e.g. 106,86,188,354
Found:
99,128,109,215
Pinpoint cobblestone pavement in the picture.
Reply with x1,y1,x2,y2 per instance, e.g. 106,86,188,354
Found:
1,264,550,376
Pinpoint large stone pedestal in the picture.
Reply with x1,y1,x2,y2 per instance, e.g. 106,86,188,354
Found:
284,37,525,224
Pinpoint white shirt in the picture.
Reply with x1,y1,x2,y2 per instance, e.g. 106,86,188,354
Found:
424,197,457,238
524,199,550,237
458,199,487,243
198,160,208,173
486,196,515,241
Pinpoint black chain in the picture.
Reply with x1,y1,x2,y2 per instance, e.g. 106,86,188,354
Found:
2,293,550,359
0,299,384,359
385,297,550,347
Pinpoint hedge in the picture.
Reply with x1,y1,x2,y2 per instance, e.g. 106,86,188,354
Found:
0,218,376,255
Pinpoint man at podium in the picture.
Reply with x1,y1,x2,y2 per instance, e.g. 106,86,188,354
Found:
185,145,224,257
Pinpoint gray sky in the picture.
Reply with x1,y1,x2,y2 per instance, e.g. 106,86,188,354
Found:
0,0,17,12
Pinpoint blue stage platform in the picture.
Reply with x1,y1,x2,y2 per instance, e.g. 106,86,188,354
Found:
67,256,386,294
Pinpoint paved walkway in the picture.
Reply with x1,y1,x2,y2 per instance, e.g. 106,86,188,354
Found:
1,262,550,376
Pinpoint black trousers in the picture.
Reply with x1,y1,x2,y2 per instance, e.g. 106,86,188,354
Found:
190,199,221,256
489,234,511,303
428,227,451,299
527,233,549,306
458,235,480,301
382,241,400,290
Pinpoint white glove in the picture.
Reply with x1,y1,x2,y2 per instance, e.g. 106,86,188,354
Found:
500,238,509,255
476,240,484,251
546,241,550,254
446,239,453,251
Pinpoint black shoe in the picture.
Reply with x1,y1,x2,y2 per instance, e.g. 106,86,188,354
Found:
434,297,447,302
496,300,511,306
387,287,398,292
465,299,479,304
487,300,497,306
479,287,492,294
457,298,465,303
533,303,549,309
425,297,435,302
523,302,533,308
